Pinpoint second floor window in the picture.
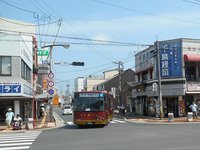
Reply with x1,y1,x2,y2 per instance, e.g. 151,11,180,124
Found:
0,56,11,76
21,60,31,83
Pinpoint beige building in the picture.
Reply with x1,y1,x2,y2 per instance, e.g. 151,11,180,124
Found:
84,69,119,91
103,69,119,79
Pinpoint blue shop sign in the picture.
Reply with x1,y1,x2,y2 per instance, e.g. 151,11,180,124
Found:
159,42,182,78
0,84,21,93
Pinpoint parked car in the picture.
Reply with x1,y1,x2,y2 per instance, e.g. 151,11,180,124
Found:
63,105,72,115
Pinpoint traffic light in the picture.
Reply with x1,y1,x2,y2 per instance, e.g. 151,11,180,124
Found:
71,62,85,66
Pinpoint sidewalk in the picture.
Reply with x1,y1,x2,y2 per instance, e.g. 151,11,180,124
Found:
0,109,57,133
115,113,200,124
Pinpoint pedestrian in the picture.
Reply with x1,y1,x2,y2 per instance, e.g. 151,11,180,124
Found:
189,102,198,119
13,114,22,130
14,114,22,122
121,104,125,116
5,108,14,129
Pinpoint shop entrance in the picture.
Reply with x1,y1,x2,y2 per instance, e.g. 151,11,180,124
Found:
185,95,194,113
0,100,14,123
163,97,178,117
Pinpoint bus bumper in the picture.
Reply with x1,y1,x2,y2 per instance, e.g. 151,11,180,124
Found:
74,120,108,125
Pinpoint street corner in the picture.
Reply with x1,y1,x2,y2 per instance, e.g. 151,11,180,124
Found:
0,128,26,134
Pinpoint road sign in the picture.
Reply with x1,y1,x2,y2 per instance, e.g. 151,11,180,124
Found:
48,81,54,87
48,89,54,95
37,50,49,56
48,72,54,79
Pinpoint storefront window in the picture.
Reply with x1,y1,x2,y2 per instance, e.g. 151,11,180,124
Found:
185,62,196,81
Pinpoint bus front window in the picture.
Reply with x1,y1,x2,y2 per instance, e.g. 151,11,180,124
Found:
75,97,104,112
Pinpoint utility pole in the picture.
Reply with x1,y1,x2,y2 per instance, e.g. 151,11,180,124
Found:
114,61,124,106
156,41,163,120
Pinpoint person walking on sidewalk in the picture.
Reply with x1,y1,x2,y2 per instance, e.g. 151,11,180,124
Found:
121,104,125,116
189,102,198,119
5,108,14,129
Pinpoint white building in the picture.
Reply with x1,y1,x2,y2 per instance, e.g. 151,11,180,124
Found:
0,18,35,121
74,77,84,92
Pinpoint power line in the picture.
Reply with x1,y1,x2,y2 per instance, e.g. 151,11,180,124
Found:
46,19,63,61
0,38,144,47
0,0,37,14
0,29,149,46
36,0,124,62
59,64,116,83
55,54,136,74
183,0,200,5
93,0,200,25
0,17,61,27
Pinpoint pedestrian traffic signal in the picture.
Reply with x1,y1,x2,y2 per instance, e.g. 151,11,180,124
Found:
71,62,85,66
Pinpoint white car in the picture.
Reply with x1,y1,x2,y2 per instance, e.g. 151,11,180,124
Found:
63,105,72,115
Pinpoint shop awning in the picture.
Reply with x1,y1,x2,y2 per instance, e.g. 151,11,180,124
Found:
184,54,200,62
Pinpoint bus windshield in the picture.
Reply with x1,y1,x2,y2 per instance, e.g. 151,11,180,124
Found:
74,97,104,112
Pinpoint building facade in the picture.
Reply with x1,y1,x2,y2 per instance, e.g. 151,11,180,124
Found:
132,38,200,117
96,69,135,111
0,18,35,122
74,77,84,92
83,69,119,91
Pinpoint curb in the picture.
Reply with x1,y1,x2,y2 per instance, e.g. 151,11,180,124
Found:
114,114,200,125
53,112,65,127
124,118,200,125
36,112,65,131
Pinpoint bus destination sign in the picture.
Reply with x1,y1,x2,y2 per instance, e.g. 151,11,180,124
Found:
79,93,103,97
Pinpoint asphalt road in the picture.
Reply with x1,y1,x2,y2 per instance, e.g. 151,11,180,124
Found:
29,108,200,150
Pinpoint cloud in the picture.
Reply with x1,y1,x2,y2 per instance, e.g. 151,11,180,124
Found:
91,33,111,42
69,11,200,39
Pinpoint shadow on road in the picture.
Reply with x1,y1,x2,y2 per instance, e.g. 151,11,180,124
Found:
58,124,107,130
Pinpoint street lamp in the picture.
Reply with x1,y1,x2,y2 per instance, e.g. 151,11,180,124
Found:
41,43,70,71
40,43,70,121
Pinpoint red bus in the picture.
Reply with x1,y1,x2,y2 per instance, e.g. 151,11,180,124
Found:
73,91,113,126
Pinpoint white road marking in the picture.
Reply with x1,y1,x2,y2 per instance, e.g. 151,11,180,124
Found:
0,131,41,150
67,122,75,125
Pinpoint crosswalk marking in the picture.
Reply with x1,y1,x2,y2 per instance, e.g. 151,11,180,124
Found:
0,140,34,144
0,142,32,147
112,119,126,123
0,131,41,150
0,146,30,150
67,121,74,126
66,119,127,126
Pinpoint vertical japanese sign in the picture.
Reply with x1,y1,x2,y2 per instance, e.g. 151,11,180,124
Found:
159,41,182,78
43,74,48,91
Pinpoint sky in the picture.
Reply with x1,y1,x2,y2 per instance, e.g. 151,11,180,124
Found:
1,0,200,94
